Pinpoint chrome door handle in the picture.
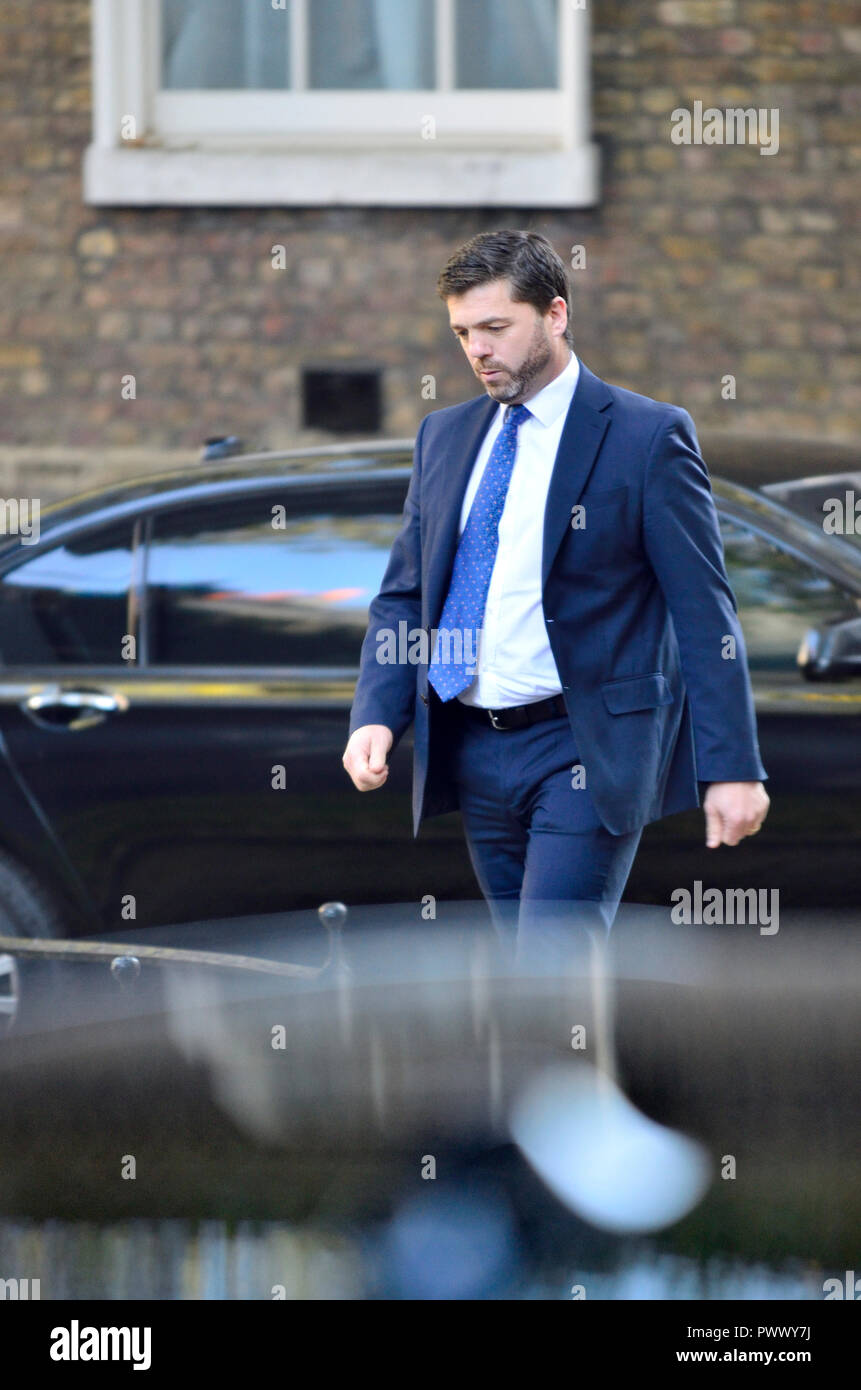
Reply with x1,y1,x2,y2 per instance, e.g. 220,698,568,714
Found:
21,686,130,730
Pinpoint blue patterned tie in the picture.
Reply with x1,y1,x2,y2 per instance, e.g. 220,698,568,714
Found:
428,403,532,700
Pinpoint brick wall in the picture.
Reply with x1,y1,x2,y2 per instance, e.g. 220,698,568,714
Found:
0,0,859,499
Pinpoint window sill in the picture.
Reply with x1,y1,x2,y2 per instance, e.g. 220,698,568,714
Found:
83,142,600,208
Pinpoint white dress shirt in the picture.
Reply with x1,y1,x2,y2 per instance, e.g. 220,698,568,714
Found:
456,351,580,708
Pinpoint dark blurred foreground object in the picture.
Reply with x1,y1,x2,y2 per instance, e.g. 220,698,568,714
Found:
0,910,859,1293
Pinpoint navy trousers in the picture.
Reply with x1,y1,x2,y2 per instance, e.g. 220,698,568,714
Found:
443,704,643,969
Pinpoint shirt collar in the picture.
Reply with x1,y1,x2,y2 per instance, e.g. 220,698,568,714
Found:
519,351,580,428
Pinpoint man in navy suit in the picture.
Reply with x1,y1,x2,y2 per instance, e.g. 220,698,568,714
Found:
343,230,769,961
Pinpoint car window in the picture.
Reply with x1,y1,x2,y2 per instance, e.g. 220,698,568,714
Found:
146,486,407,667
720,518,860,678
0,521,136,665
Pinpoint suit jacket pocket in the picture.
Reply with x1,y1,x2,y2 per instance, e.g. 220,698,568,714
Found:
566,486,636,570
601,671,674,713
579,484,629,512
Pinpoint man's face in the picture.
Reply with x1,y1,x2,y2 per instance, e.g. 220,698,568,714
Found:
446,279,558,403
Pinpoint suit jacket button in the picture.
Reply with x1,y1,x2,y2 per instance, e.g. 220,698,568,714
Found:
420,692,429,705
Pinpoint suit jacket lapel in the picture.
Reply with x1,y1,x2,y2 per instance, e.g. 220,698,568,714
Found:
541,362,613,589
424,363,615,626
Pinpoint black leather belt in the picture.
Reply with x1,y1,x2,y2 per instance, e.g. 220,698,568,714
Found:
453,692,567,731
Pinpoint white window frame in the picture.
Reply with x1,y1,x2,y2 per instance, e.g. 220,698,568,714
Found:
84,0,599,207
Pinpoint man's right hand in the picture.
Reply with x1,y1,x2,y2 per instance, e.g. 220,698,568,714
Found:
342,724,394,791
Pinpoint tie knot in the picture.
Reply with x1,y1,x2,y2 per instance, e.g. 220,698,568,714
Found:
505,403,531,430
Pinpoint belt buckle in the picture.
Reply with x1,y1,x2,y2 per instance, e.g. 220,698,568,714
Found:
487,708,507,730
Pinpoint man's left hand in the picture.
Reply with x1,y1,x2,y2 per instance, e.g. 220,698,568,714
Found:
703,781,770,848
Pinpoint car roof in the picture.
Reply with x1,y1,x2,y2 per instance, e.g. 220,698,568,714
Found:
2,442,415,557
763,470,861,495
697,431,859,489
5,440,861,594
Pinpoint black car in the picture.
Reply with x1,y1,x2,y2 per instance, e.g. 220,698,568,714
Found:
0,442,859,955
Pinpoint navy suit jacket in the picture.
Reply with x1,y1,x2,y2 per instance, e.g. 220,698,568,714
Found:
349,361,767,838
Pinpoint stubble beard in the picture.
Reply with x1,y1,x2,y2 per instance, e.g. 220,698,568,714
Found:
477,323,554,404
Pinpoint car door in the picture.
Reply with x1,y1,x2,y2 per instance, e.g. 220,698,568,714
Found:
632,514,861,907
0,475,472,933
0,514,142,931
138,475,472,928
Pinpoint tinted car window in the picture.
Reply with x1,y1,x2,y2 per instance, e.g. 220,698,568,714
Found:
146,486,406,667
0,521,136,665
721,518,860,677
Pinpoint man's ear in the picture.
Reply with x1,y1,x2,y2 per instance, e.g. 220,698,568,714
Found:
548,295,569,339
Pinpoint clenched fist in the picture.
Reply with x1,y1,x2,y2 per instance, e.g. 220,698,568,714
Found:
342,724,394,791
703,780,770,848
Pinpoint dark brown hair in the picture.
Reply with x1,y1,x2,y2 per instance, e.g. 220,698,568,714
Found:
436,229,574,347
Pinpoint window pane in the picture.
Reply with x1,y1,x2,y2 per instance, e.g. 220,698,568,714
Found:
309,0,434,90
0,523,135,665
720,519,859,677
147,490,405,667
456,0,558,89
161,0,290,90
